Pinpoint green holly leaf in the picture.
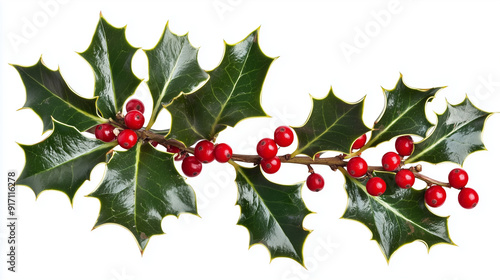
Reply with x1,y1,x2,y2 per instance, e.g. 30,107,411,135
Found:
80,15,141,119
13,59,102,132
233,164,311,265
166,30,273,146
17,120,114,202
88,143,197,252
341,170,453,260
406,97,491,166
144,25,209,129
366,76,442,148
292,89,370,157
149,128,170,136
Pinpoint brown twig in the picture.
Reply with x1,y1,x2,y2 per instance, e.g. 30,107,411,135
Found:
131,128,449,188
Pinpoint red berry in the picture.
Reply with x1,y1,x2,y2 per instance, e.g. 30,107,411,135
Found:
381,151,401,171
150,141,159,147
166,145,185,161
174,153,186,162
260,156,281,174
366,177,386,196
181,156,202,177
125,98,145,114
124,110,145,130
274,126,294,147
352,134,367,150
395,169,415,189
458,188,479,209
166,145,180,154
256,138,278,159
425,185,447,208
306,173,324,192
194,140,215,163
117,129,138,149
346,157,368,178
214,143,233,163
95,123,116,142
448,168,468,189
395,136,414,156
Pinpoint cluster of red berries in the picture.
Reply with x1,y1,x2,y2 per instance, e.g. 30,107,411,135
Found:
420,168,478,209
346,134,478,209
254,126,326,192
256,126,294,175
179,140,233,177
94,99,146,149
447,169,479,209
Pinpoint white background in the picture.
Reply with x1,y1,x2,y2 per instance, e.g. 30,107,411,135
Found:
1,0,500,279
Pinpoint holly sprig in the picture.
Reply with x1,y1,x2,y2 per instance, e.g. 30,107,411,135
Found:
14,15,493,264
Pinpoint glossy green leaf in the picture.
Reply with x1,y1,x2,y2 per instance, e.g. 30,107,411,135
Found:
149,128,170,136
292,89,370,157
406,97,490,166
80,15,141,119
166,30,273,146
366,76,442,148
13,59,102,132
88,143,197,252
17,120,114,202
144,25,208,129
342,171,453,260
233,165,311,265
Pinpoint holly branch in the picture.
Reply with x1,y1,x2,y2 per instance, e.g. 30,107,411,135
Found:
119,122,449,188
14,15,492,264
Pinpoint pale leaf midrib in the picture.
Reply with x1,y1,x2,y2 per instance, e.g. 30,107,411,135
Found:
21,68,102,123
406,114,485,164
133,145,141,233
350,177,443,239
148,40,185,128
369,98,426,146
22,142,113,179
100,19,118,115
236,168,298,256
297,103,358,155
209,42,253,137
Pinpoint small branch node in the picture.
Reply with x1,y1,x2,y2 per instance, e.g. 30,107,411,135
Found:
307,164,314,173
416,164,423,172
